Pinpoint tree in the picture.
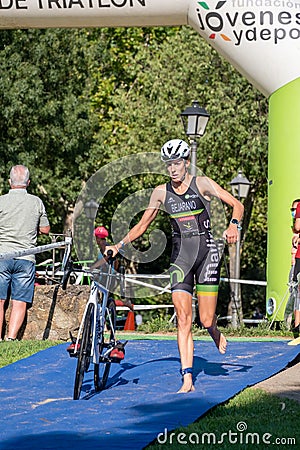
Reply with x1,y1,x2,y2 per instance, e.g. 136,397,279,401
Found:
0,29,99,230
0,26,268,317
89,26,268,316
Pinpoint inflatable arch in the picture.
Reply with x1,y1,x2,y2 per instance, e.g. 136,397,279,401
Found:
1,0,300,320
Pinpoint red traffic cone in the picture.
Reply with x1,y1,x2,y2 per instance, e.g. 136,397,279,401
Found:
124,310,135,331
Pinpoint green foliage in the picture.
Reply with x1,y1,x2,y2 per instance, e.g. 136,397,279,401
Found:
202,321,292,338
135,316,293,338
137,315,176,334
0,29,98,228
88,26,268,299
0,26,269,315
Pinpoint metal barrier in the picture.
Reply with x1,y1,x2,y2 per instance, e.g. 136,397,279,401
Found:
0,241,67,260
1,240,266,326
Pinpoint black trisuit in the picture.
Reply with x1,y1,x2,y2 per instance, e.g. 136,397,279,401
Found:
164,177,221,296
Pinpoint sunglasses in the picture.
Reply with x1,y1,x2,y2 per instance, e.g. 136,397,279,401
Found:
291,208,297,212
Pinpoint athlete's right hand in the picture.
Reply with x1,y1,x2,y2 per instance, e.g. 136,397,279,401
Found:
104,245,119,258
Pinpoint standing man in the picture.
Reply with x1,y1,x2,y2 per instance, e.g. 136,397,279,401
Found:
0,165,50,341
106,139,244,393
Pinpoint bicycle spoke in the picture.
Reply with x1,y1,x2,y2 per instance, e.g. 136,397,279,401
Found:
73,303,93,400
94,298,116,391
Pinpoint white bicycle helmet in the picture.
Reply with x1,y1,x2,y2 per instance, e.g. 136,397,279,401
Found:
161,139,190,162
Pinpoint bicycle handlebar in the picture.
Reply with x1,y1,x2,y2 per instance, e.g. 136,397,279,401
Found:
60,233,125,291
104,248,125,265
106,249,114,265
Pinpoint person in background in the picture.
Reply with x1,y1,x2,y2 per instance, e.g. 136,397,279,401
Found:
67,225,132,357
291,199,300,337
290,200,300,268
91,226,110,270
90,226,133,359
0,165,50,341
92,225,133,308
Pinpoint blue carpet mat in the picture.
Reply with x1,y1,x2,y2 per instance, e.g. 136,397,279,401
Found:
0,339,298,450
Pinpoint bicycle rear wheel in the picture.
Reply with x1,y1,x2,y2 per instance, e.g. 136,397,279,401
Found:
73,303,93,400
94,298,117,391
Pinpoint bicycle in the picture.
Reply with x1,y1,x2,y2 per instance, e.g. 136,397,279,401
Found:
60,236,127,400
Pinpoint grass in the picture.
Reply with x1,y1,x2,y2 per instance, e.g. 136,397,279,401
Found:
0,339,62,368
193,321,294,339
146,389,300,449
137,315,295,339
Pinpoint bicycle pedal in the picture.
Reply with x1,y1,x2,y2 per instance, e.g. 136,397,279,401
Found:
69,331,77,344
109,347,125,361
67,351,79,358
114,340,128,350
110,355,124,363
66,342,80,357
110,357,123,364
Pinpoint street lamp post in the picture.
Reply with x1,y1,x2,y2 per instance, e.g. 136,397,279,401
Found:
180,100,210,176
84,198,99,261
229,170,251,328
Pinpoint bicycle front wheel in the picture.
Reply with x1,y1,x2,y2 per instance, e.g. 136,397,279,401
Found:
94,298,117,391
73,303,93,400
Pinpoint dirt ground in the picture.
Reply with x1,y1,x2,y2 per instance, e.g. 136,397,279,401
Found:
252,352,300,403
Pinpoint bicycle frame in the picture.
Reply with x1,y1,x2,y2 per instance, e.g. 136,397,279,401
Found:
74,280,115,364
62,236,127,398
74,274,116,365
61,233,73,271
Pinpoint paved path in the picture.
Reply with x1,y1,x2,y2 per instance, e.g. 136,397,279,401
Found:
253,354,300,403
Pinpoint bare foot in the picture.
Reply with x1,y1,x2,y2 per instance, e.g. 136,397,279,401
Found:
208,328,227,354
177,371,195,393
207,316,227,354
177,380,195,394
